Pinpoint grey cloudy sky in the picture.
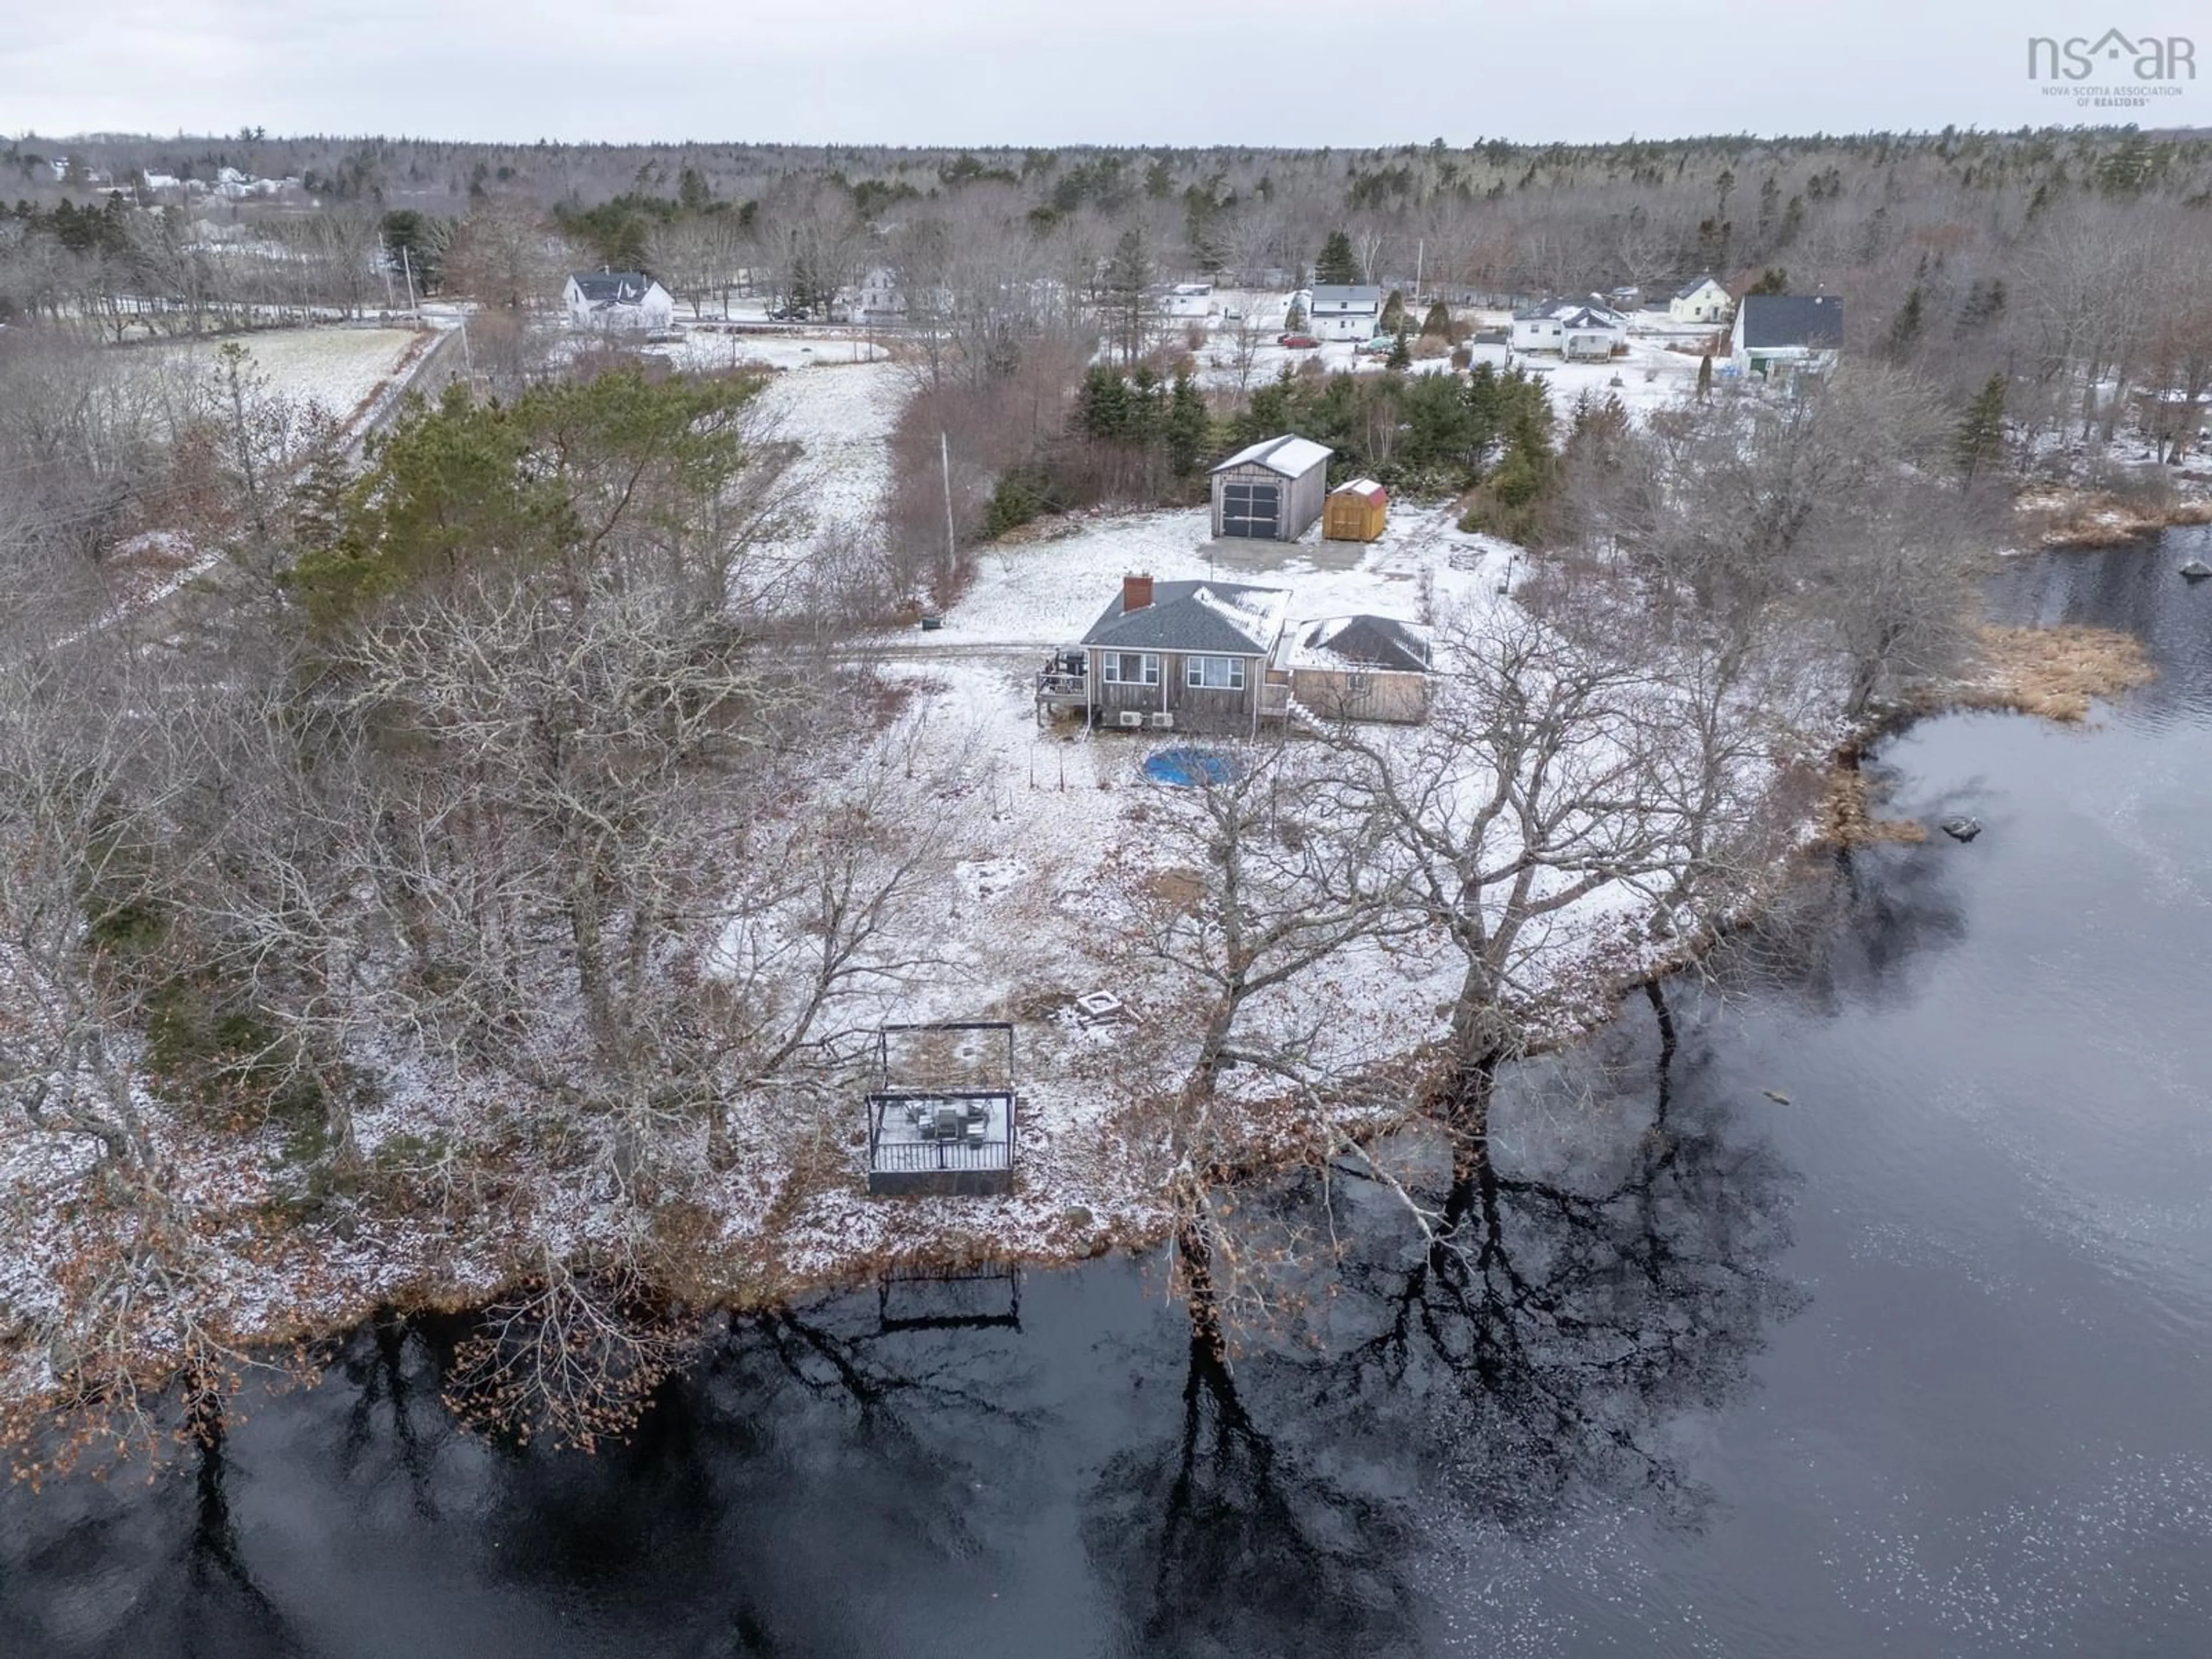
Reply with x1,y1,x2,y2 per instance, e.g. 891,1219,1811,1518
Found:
5,1,2204,144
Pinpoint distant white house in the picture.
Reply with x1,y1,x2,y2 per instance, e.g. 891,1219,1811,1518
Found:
563,271,676,332
1305,283,1383,342
1510,296,1628,356
1729,294,1843,380
851,266,905,317
1668,275,1732,325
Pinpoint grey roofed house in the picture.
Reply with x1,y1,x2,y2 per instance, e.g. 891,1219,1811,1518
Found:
1307,283,1383,308
1285,614,1433,673
1673,274,1723,300
1737,294,1844,350
1080,579,1289,657
569,271,658,305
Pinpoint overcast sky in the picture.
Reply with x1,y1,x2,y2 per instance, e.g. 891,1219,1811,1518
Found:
6,1,2205,145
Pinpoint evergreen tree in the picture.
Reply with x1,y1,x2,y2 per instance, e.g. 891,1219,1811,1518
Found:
1078,365,1132,441
1127,365,1165,445
1284,297,1306,333
1165,372,1210,478
1696,352,1714,400
1421,299,1455,340
1387,325,1412,370
1103,227,1154,365
1955,372,2008,482
1885,286,1925,358
1747,267,1789,296
1314,229,1360,286
1380,287,1407,334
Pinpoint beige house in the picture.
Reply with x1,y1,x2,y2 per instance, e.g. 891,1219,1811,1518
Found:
1669,275,1732,325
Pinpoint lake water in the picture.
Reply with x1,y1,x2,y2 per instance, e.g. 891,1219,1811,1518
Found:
6,532,2212,1657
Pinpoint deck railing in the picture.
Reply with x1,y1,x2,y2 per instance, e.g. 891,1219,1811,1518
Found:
869,1137,1014,1175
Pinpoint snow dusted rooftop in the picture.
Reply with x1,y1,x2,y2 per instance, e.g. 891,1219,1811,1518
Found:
1210,434,1334,478
569,271,659,305
1279,614,1433,674
1082,579,1291,656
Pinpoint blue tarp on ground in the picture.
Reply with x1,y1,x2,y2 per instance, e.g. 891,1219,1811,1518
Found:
1143,748,1243,787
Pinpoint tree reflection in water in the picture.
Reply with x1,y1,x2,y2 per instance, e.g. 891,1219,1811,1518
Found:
1081,979,1802,1654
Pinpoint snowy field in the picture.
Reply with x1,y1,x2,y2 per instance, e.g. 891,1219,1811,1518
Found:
749,358,907,547
149,326,431,430
645,325,891,375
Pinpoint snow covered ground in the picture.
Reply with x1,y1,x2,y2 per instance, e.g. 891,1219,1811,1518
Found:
150,326,431,433
680,507,1517,1281
893,501,1510,650
749,358,907,549
645,326,890,375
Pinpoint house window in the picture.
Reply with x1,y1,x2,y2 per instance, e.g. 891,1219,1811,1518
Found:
1345,672,1374,699
1103,652,1160,686
1185,656,1247,691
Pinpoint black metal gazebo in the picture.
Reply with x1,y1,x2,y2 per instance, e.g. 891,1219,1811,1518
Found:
865,1021,1017,1198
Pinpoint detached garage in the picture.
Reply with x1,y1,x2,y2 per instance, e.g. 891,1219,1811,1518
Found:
1209,434,1334,543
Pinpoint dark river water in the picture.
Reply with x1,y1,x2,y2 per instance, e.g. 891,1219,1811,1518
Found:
7,531,2212,1658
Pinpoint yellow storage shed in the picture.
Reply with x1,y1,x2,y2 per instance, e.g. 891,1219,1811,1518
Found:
1322,478,1388,542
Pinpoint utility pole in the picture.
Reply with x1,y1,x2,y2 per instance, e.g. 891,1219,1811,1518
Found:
1415,238,1424,301
378,236,395,312
940,430,957,578
400,244,419,313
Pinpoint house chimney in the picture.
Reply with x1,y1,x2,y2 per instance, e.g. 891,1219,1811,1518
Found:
1122,572,1154,613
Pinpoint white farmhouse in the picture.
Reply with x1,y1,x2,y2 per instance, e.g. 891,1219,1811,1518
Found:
1306,284,1383,342
1668,275,1732,325
852,266,905,317
563,271,677,332
1510,296,1628,357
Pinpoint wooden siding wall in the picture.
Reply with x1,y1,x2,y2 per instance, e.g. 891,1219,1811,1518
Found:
1088,648,1262,733
1289,668,1430,724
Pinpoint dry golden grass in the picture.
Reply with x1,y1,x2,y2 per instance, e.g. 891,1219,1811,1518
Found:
1146,867,1207,912
2018,489,2212,548
1956,623,2158,723
1811,762,1929,850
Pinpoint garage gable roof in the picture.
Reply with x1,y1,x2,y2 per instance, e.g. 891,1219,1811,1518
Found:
1210,434,1334,478
1082,581,1290,655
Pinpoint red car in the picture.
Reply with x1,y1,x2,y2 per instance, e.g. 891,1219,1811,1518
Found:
1277,334,1320,349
